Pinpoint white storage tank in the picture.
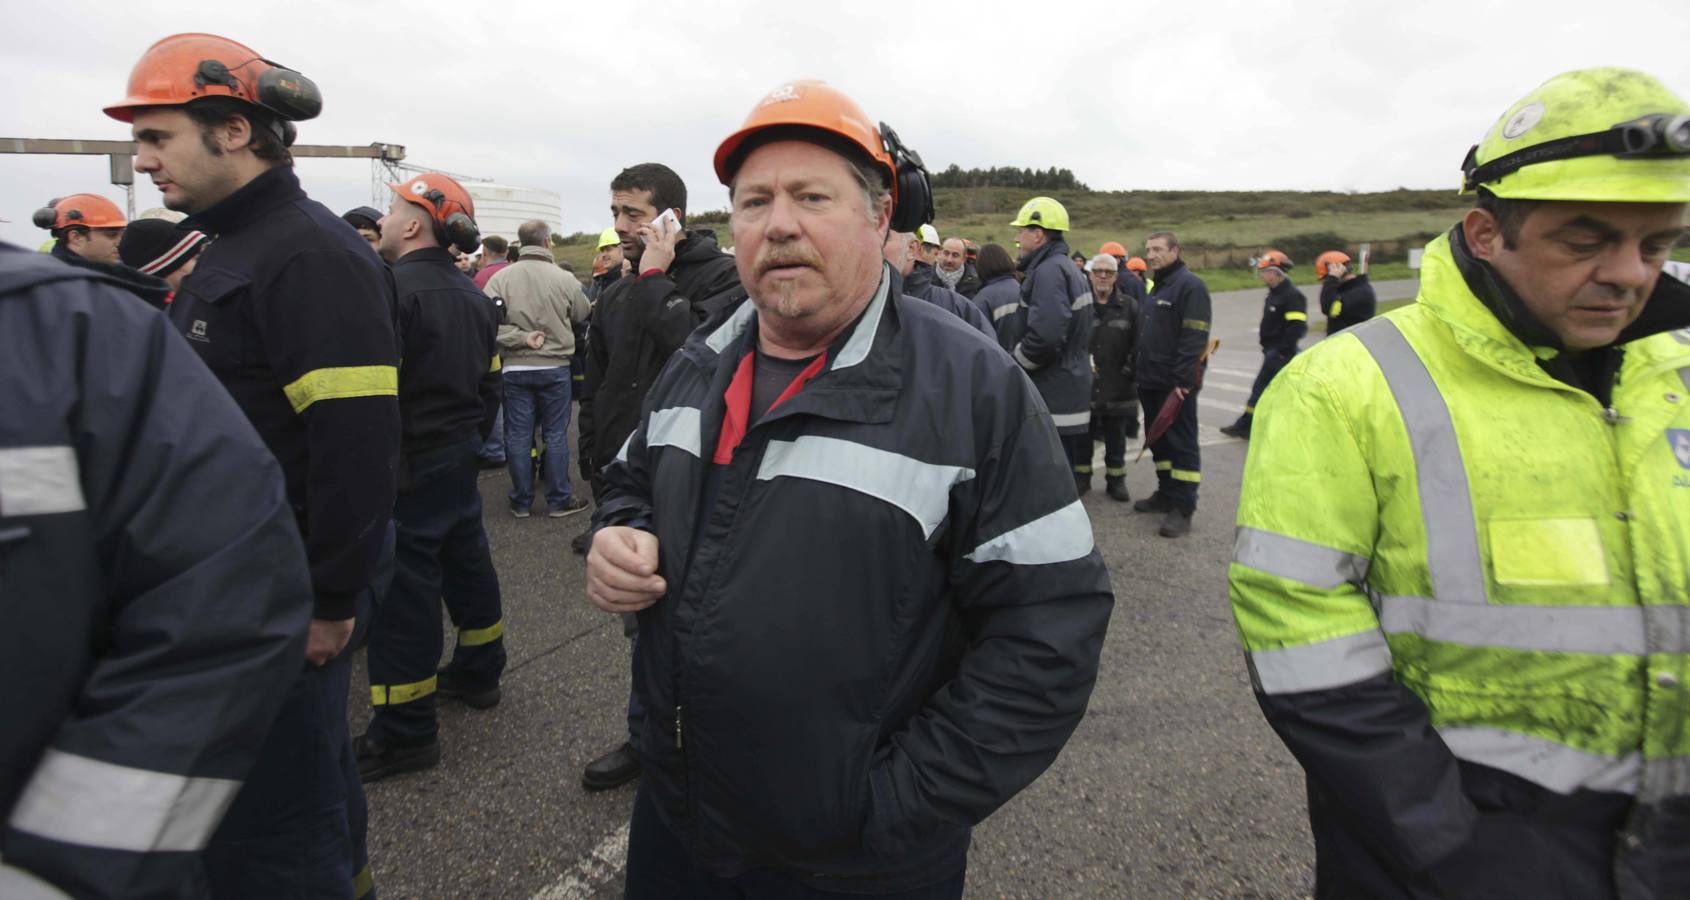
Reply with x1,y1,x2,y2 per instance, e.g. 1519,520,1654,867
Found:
462,182,562,242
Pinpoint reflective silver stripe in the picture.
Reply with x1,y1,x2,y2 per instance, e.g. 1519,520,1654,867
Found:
1680,365,1690,393
1248,630,1394,695
1351,319,1487,604
1645,604,1690,655
966,499,1094,565
1438,726,1641,795
9,749,241,852
1050,410,1090,429
1013,344,1039,371
1233,527,1369,590
704,298,757,354
1071,293,1091,310
831,267,891,371
645,407,702,458
991,303,1019,322
0,862,70,900
756,436,974,539
1377,594,1650,655
0,446,84,516
614,431,635,465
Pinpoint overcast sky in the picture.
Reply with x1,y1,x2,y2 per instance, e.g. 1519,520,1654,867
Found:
4,0,1686,242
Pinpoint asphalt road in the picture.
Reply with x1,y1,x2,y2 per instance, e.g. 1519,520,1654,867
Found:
352,277,1422,899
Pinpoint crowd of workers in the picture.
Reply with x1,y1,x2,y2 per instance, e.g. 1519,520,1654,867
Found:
1,25,1687,900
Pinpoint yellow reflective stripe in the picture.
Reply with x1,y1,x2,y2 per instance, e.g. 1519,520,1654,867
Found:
1244,405,1256,413
353,864,375,899
1073,464,1093,474
489,355,502,373
458,619,505,647
1105,466,1127,476
1330,300,1344,317
1182,319,1210,331
370,675,437,706
1156,461,1173,471
282,366,398,414
1285,311,1308,322
1171,468,1202,483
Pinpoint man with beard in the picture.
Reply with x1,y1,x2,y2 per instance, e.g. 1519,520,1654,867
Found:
1133,231,1210,538
882,228,994,335
936,235,981,298
577,162,743,793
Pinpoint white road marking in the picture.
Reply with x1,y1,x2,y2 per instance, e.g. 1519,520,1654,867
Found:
529,822,630,900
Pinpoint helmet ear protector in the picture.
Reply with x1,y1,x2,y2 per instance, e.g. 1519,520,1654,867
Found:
33,199,66,230
1461,113,1690,192
423,188,482,254
194,57,321,147
879,122,934,234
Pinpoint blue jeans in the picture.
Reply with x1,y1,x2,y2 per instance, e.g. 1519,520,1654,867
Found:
503,367,573,510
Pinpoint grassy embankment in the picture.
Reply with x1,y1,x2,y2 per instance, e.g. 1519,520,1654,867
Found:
553,185,1690,290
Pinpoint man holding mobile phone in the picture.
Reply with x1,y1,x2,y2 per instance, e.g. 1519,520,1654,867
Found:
576,163,743,792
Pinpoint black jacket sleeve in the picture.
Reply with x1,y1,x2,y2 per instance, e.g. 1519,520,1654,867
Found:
1014,259,1078,370
1172,276,1212,388
479,298,503,440
863,392,1113,856
260,249,400,619
2,285,312,898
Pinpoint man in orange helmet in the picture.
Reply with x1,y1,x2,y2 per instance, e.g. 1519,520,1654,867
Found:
106,33,397,899
357,173,507,783
584,80,1112,897
35,193,174,308
1221,251,1307,439
34,194,127,265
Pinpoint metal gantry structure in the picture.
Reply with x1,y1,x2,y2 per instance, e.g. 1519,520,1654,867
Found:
1,137,419,219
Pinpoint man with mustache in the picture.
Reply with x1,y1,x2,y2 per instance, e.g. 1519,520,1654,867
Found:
585,80,1113,898
1229,68,1690,897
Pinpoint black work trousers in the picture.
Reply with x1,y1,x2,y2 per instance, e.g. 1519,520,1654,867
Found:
368,434,505,746
1239,347,1297,426
1090,413,1131,479
1138,386,1200,512
624,783,967,899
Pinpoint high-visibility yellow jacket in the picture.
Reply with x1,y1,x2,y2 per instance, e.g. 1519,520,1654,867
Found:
1229,229,1690,898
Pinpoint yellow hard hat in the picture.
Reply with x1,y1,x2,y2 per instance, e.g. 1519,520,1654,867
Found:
1461,67,1690,202
1009,196,1071,232
916,223,940,246
597,226,620,250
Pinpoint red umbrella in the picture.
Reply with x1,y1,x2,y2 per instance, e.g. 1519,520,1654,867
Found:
1136,339,1220,462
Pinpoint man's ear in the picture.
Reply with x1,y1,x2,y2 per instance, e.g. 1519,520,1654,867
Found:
1463,207,1503,262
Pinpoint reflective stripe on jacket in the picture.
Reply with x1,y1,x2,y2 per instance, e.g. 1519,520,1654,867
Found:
0,245,312,897
1006,240,1094,434
1228,231,1690,897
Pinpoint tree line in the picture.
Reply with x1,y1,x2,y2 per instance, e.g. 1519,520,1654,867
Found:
929,164,1090,191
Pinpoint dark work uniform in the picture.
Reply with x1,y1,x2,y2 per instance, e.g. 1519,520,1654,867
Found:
1230,276,1307,435
171,165,399,900
1088,284,1139,485
1328,274,1378,334
1135,259,1211,513
365,246,507,751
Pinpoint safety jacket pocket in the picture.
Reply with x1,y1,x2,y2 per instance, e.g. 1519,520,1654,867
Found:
1487,517,1609,587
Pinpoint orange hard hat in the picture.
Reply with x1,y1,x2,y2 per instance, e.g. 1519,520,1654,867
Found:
104,33,322,125
1099,241,1128,257
1256,250,1294,271
33,194,127,231
1315,250,1352,279
391,173,476,224
714,80,934,231
389,173,481,253
1125,257,1148,272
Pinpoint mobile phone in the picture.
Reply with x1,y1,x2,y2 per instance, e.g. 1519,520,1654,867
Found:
651,208,681,240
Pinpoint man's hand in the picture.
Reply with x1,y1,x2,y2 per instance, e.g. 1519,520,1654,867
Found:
525,330,546,350
306,617,355,665
587,526,666,614
637,213,681,275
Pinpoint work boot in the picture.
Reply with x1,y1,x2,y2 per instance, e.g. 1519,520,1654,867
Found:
1133,492,1173,513
1106,476,1130,502
1074,476,1091,496
436,669,501,710
355,733,439,783
1158,508,1194,538
570,526,594,556
1219,421,1250,439
549,496,590,519
582,741,641,791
